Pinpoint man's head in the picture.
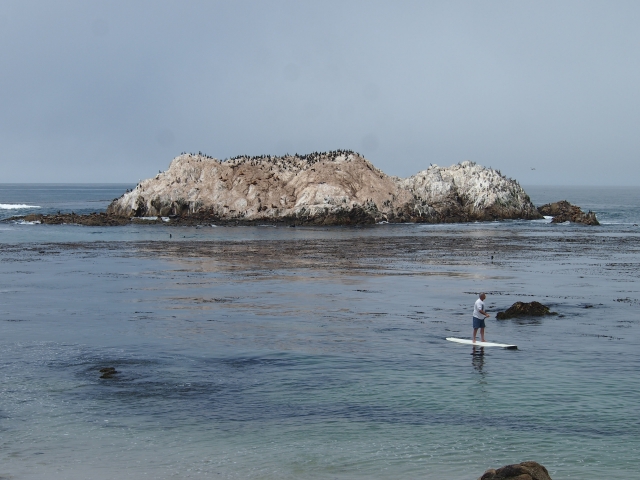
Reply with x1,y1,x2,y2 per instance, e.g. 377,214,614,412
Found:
479,293,486,300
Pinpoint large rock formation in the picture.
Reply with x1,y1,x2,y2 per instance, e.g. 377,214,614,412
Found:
538,200,599,225
107,151,542,225
479,461,552,480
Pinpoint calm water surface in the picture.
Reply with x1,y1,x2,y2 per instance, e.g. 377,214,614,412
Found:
0,185,639,479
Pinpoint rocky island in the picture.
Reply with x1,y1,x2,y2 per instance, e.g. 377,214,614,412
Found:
106,150,542,225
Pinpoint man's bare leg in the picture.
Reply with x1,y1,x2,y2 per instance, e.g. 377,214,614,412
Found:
480,328,485,342
473,328,478,342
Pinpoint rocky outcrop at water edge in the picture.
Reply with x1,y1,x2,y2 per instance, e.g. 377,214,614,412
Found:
15,213,131,226
479,461,552,480
106,151,542,225
537,200,599,225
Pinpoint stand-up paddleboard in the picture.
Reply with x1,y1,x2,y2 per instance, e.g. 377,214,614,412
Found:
446,337,517,349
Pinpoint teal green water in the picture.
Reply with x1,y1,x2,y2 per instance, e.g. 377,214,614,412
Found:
0,230,638,479
0,186,639,479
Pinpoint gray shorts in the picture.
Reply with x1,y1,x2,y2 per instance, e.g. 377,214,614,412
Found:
473,316,485,329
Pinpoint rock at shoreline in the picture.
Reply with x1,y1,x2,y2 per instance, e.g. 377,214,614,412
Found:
479,461,552,480
106,151,542,225
496,301,556,320
14,213,131,226
537,200,599,225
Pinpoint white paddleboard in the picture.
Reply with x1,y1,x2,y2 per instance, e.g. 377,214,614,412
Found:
446,337,517,349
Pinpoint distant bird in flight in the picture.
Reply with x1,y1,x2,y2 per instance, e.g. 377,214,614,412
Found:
531,168,536,170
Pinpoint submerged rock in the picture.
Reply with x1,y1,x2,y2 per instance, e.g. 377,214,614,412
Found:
537,200,599,225
496,301,555,320
99,367,118,379
479,461,552,480
106,151,542,225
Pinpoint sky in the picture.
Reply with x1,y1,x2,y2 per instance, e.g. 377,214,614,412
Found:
1,1,639,185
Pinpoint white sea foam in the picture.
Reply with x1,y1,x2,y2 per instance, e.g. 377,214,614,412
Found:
0,204,41,209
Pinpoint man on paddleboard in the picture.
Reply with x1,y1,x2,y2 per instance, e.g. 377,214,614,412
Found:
473,293,490,343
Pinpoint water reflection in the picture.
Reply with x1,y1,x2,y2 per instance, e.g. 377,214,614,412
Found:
512,317,543,326
471,346,485,374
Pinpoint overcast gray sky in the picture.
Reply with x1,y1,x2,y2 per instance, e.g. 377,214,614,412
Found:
1,1,639,184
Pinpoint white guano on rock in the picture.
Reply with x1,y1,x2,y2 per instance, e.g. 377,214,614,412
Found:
107,151,542,224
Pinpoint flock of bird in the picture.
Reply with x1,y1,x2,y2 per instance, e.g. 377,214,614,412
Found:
179,149,361,166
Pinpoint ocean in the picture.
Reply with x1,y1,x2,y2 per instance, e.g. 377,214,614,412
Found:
0,184,639,479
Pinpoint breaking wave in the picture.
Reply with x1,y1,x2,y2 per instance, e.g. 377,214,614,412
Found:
0,204,41,210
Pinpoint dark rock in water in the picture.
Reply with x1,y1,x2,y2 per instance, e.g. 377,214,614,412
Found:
99,367,118,379
479,461,552,480
496,301,555,319
10,213,131,226
537,200,599,225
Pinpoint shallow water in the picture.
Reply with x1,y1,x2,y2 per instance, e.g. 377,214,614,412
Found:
0,185,639,479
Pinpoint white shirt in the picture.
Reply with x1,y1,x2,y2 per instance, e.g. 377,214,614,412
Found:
473,298,485,318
